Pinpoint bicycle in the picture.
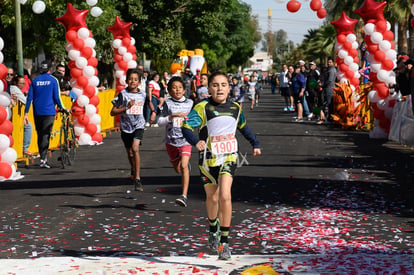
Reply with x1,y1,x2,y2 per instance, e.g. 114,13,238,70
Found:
58,109,78,168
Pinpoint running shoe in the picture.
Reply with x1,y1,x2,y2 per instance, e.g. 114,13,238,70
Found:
175,195,188,207
283,107,288,112
40,160,51,169
134,179,144,191
152,123,159,128
208,232,220,251
145,122,150,127
295,118,304,123
288,106,295,112
218,243,231,260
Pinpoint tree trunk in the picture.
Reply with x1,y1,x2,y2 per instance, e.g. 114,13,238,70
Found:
398,20,409,54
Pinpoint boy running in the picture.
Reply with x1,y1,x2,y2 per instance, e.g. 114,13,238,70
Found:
182,71,261,260
158,76,194,207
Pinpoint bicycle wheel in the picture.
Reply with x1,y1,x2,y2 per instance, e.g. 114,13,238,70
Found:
67,124,77,165
59,125,69,168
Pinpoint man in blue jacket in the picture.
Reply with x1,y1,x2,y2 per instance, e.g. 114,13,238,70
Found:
24,60,66,168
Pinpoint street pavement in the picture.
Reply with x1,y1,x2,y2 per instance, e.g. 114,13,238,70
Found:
0,88,413,274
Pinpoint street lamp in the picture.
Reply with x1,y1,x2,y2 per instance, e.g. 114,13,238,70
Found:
15,0,24,75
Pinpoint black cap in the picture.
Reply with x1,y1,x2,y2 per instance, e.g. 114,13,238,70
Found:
40,60,51,73
404,59,414,66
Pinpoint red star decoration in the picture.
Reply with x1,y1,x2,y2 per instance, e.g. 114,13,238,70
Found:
331,12,358,35
107,16,132,39
354,0,386,23
56,3,89,32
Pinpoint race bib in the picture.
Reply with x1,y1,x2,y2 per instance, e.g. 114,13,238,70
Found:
211,133,238,155
172,117,185,128
126,102,143,115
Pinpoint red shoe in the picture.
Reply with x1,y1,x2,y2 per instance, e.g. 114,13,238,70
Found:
23,151,33,156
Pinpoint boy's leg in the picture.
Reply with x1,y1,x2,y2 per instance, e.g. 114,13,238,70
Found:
179,155,190,197
131,139,141,179
217,174,233,260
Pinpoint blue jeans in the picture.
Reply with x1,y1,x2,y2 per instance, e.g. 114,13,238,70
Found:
145,96,159,123
303,94,310,116
23,122,33,151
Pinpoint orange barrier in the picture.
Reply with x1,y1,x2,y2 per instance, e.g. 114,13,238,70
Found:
11,89,117,164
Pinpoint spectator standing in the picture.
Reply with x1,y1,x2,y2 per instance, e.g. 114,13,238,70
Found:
196,73,210,103
145,73,165,127
182,68,193,99
323,58,337,121
279,65,294,112
292,65,306,122
24,60,67,168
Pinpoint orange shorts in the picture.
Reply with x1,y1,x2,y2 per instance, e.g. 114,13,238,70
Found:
165,143,192,164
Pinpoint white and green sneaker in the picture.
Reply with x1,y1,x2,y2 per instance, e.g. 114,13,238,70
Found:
218,243,231,260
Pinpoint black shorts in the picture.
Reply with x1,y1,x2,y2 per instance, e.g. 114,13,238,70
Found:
280,87,292,97
200,162,237,185
293,93,304,105
121,129,144,148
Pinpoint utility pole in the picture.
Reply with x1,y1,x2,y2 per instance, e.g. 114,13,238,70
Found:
15,0,24,75
268,8,272,58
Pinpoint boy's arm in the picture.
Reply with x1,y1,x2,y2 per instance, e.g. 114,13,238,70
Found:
239,125,260,148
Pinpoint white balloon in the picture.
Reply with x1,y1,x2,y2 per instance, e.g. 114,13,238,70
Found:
0,94,11,107
376,99,387,110
72,87,83,97
370,32,383,44
368,90,380,103
32,0,46,14
354,72,361,79
130,37,136,45
90,114,101,125
68,50,80,61
65,42,73,52
77,28,90,40
0,134,10,154
19,0,27,4
78,133,92,145
385,49,397,61
119,76,126,85
83,66,95,78
77,95,90,107
367,54,375,64
75,57,88,69
0,37,4,50
346,34,356,42
0,80,4,93
113,39,122,49
364,23,375,35
69,78,78,88
114,63,120,71
118,46,127,55
1,148,17,165
352,41,359,49
344,56,354,65
386,21,391,30
85,104,97,117
339,78,348,84
0,52,3,64
115,70,125,78
379,40,391,52
86,0,98,6
96,124,101,134
128,60,137,69
91,7,103,17
334,43,343,51
338,49,348,59
92,49,97,57
74,125,85,136
370,62,382,72
84,38,96,48
123,52,133,62
377,70,389,82
349,63,359,72
88,76,100,87
6,107,11,121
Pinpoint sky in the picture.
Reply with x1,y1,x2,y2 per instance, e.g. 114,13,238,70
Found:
241,0,326,47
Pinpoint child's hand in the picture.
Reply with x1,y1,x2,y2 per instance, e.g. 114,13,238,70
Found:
171,112,187,118
196,140,206,151
127,100,135,109
252,148,261,157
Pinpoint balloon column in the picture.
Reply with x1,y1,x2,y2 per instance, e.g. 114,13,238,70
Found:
355,0,397,138
331,12,360,89
0,32,19,180
56,3,103,145
107,16,137,93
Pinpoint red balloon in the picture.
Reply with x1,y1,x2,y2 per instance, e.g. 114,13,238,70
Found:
68,60,76,69
374,50,386,62
350,77,360,87
83,85,95,98
92,132,103,143
370,72,378,82
345,69,354,79
364,35,373,46
287,0,301,13
310,0,322,11
411,18,414,29
390,41,395,49
107,16,132,39
367,44,379,53
0,64,8,80
383,30,394,41
81,47,93,59
0,120,13,136
374,82,389,99
0,107,7,125
88,57,98,67
354,0,386,23
72,106,85,116
118,60,128,71
0,162,12,179
65,30,77,42
122,37,131,47
72,38,85,50
375,20,387,33
85,123,97,136
55,3,89,32
339,64,349,73
317,8,327,19
331,11,358,35
77,75,89,88
127,45,136,54
349,48,358,57
70,67,82,79
379,117,391,130
114,54,123,63
116,85,125,92
382,59,394,71
89,95,100,106
343,41,352,51
353,57,359,64
77,114,89,126
8,135,13,147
